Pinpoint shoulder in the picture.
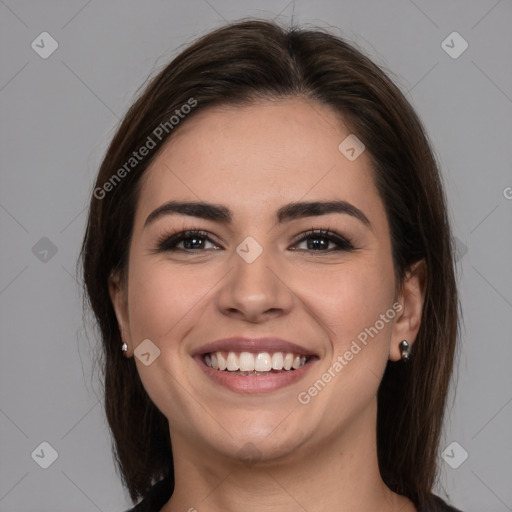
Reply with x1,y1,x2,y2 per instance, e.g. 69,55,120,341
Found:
123,476,173,512
419,494,463,512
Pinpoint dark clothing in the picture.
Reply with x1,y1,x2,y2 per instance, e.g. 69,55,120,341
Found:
427,495,464,512
124,476,463,512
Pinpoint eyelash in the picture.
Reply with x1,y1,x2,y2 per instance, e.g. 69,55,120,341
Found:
154,228,355,254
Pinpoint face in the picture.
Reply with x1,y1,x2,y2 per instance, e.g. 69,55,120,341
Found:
110,97,423,466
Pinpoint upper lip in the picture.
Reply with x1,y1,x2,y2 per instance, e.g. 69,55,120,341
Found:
193,337,317,357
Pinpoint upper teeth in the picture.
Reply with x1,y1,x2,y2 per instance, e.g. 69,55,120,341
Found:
204,351,307,372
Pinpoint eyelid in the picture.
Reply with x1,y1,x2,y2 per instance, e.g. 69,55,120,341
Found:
153,226,355,254
153,229,222,253
290,228,355,251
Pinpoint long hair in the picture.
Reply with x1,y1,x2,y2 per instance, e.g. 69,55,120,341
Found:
80,19,458,509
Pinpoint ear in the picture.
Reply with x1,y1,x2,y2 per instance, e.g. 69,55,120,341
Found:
389,260,427,361
108,270,132,356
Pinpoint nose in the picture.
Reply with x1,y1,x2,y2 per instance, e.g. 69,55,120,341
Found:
215,243,295,323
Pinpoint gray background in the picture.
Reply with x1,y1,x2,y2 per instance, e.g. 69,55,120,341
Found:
1,1,511,511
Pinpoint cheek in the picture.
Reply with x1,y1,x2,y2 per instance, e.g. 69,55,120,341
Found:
297,258,396,350
126,259,212,344
125,260,207,423
291,259,397,435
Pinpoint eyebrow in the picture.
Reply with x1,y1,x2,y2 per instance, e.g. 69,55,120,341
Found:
144,200,371,228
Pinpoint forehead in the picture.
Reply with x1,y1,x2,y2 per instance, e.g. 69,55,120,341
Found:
135,98,382,227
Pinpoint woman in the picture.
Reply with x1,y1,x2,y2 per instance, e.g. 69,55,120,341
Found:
81,19,462,512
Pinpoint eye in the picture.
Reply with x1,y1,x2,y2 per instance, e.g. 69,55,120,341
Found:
291,229,355,252
153,228,355,254
155,230,221,252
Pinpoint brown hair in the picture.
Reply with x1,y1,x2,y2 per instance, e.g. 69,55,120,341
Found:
80,19,458,508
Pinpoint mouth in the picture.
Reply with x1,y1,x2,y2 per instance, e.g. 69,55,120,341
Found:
202,350,310,375
203,351,309,376
193,337,318,394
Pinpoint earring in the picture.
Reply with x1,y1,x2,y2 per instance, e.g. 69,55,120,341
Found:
399,340,410,361
121,342,128,356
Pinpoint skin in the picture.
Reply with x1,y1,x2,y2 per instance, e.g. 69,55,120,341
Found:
110,97,425,512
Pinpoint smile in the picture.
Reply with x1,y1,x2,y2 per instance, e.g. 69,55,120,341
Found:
203,351,309,375
193,337,318,393
196,352,316,393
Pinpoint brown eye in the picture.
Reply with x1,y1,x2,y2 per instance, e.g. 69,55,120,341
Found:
156,230,221,252
291,229,355,252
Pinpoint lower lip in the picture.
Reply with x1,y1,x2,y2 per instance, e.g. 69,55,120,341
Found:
194,355,317,394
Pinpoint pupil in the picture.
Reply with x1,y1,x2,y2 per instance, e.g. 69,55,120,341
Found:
309,238,327,250
185,237,202,249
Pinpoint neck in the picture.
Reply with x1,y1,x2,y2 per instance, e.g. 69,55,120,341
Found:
161,401,415,512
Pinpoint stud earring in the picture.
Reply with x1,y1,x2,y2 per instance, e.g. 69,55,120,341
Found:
121,342,128,356
399,340,410,361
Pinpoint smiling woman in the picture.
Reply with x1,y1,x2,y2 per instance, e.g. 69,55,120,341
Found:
80,19,462,512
